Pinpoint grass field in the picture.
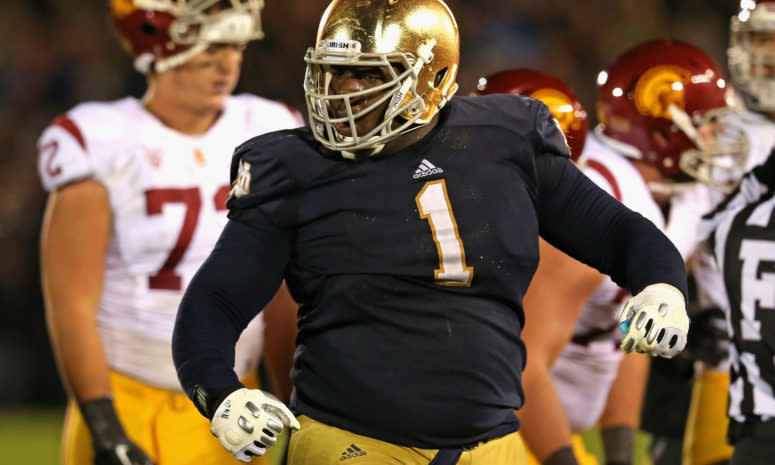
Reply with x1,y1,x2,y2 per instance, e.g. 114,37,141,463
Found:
0,409,64,464
0,409,652,465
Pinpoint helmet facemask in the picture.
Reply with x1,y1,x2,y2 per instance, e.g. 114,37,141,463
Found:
304,38,438,157
676,108,750,194
729,4,775,111
596,104,749,195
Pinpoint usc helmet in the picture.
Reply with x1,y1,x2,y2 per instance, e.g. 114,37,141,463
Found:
596,40,748,193
304,0,460,155
472,69,588,161
729,0,775,111
111,0,264,74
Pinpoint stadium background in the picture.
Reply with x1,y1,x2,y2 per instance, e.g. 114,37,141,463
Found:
0,0,738,463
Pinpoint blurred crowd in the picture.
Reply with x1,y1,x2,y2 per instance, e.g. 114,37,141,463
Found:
0,0,738,405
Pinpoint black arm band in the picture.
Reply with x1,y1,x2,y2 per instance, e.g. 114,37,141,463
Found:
193,384,244,420
545,446,581,465
601,425,634,465
79,397,126,449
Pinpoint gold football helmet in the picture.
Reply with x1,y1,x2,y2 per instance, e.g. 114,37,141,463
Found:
304,0,460,155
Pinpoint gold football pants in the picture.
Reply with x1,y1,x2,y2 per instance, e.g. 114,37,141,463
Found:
288,415,528,465
683,370,733,465
61,371,269,465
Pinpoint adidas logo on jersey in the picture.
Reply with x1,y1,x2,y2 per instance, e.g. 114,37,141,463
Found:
413,159,444,179
340,444,366,461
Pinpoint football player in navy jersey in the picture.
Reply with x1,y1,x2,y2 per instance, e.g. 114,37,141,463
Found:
172,1,692,464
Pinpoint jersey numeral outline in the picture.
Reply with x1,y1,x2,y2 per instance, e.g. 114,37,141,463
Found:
415,180,474,286
40,140,62,178
738,239,775,341
144,185,229,291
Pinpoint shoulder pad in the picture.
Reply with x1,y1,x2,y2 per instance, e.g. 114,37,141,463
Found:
37,99,138,191
226,130,307,226
230,94,305,131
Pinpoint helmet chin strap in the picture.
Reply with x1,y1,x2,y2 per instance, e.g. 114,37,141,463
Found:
151,43,208,73
340,143,385,160
138,10,258,74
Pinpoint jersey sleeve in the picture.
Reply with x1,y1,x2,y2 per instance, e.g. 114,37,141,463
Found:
37,114,95,191
536,154,688,299
225,135,301,228
175,136,298,418
173,218,291,417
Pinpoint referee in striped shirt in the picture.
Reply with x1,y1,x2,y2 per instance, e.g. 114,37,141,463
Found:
700,152,775,465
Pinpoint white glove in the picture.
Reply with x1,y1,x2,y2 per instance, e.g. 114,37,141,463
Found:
210,388,300,463
618,283,689,358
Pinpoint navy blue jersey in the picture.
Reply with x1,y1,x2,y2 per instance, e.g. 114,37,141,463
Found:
173,94,688,448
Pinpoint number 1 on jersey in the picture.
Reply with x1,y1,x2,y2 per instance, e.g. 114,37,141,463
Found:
416,180,474,286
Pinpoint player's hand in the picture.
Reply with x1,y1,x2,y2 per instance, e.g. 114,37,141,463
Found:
618,283,689,358
210,388,300,463
79,397,155,465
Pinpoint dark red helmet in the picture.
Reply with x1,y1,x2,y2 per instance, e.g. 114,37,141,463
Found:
473,69,588,160
111,0,265,74
596,40,746,189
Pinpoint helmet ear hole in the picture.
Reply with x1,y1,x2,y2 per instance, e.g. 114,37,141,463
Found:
140,22,157,36
434,67,448,88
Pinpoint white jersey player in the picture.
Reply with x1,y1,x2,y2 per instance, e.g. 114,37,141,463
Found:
38,2,302,465
511,41,747,465
39,94,301,390
551,133,668,432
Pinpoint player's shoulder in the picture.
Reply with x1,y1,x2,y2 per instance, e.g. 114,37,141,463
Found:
231,126,333,185
41,97,141,149
61,97,140,133
447,94,541,132
235,126,316,159
448,95,570,158
227,93,304,129
227,93,294,114
580,133,648,202
37,97,143,191
226,126,333,216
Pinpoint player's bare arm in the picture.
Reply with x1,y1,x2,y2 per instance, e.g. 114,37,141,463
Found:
41,179,154,465
41,179,111,403
598,353,650,465
517,240,604,463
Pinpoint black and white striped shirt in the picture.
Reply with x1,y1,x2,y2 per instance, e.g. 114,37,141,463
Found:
700,154,775,422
